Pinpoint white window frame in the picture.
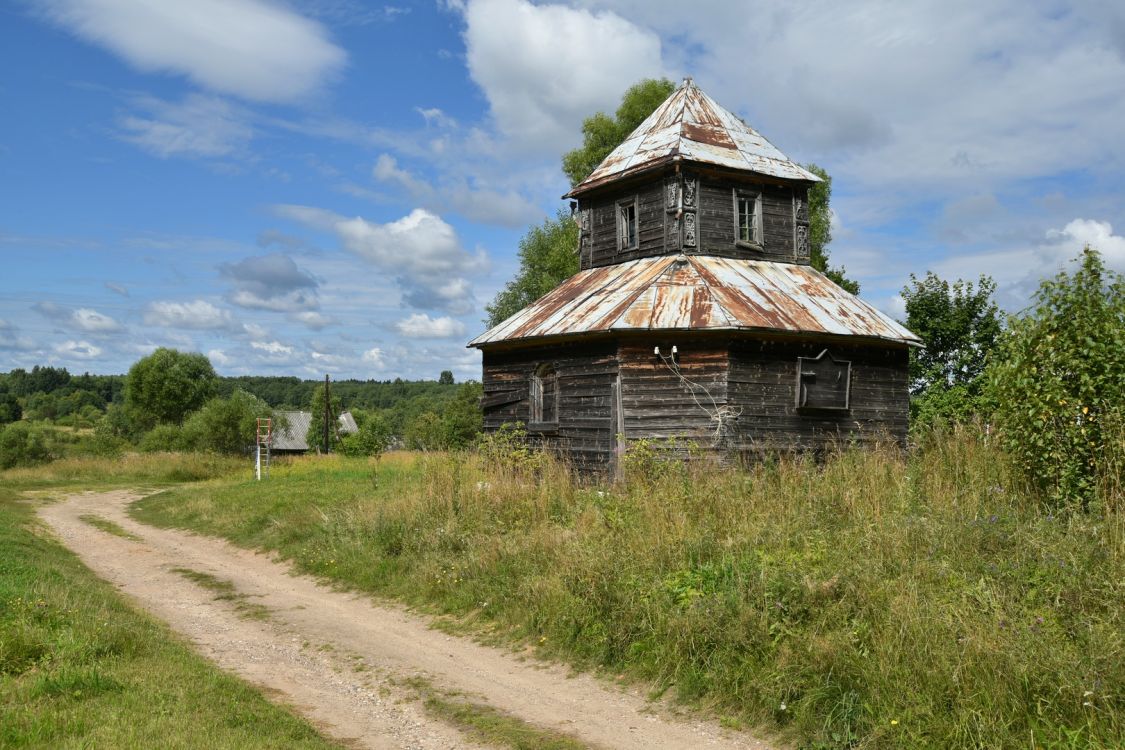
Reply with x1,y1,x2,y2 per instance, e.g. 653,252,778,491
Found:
616,196,639,252
733,189,763,249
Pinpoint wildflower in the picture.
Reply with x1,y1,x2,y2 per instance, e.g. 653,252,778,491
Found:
1082,406,1089,415
891,719,899,726
779,702,787,712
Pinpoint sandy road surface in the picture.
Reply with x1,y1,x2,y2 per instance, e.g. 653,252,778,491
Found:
38,490,772,750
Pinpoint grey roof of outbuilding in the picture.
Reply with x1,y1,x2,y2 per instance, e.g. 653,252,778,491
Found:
271,410,359,451
469,255,920,348
566,78,821,197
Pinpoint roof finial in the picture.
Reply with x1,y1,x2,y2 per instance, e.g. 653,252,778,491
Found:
681,75,694,88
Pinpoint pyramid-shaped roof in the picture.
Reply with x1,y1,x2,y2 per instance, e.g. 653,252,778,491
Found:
469,255,919,348
567,78,820,197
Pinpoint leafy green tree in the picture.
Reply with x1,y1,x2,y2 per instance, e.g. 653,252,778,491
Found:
0,422,54,469
182,389,273,455
438,370,455,385
339,412,394,457
901,272,1002,425
562,78,676,187
986,247,1125,509
404,411,444,451
125,348,217,427
0,391,22,424
442,381,483,448
485,210,580,327
804,164,860,294
306,384,343,453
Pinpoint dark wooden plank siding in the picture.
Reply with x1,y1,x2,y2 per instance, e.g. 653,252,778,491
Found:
618,342,730,444
696,178,798,264
585,182,668,269
727,339,909,454
481,342,619,470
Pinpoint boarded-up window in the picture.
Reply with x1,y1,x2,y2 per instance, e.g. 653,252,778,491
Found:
530,364,559,425
796,350,851,411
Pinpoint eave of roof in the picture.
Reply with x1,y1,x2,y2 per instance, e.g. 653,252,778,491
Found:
468,255,921,349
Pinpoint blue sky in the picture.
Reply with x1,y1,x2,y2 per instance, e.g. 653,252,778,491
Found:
2,0,1124,380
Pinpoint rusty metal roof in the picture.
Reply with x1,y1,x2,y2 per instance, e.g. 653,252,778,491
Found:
469,255,920,348
567,78,821,196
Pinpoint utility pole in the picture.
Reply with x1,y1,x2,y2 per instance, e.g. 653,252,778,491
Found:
323,373,331,454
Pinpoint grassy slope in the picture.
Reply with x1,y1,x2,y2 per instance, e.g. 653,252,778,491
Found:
0,455,341,750
132,435,1124,749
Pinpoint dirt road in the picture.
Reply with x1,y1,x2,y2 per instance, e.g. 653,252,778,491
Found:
39,490,773,750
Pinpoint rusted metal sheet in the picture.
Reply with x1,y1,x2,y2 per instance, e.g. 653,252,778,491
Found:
567,79,821,197
468,255,921,348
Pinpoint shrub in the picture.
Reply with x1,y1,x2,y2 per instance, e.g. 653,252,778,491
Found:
987,247,1125,509
137,424,192,453
0,422,55,469
339,413,393,457
182,389,272,455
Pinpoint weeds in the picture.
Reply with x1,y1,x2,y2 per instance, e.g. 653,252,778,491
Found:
134,430,1125,749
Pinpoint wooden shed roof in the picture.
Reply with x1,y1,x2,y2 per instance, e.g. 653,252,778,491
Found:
469,255,920,348
566,78,821,197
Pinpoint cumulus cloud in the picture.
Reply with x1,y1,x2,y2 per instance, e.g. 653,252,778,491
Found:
291,311,335,330
361,347,388,369
220,252,320,311
460,0,664,149
33,302,123,334
54,340,102,360
393,313,467,338
372,154,542,227
39,0,345,103
143,300,232,329
275,205,486,314
120,94,253,159
0,320,36,351
207,348,231,367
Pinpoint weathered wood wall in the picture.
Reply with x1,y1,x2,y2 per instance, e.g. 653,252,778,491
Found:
480,342,619,470
696,178,801,263
586,182,665,269
617,341,729,444
727,339,909,454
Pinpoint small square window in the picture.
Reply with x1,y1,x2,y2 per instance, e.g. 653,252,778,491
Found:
796,349,851,411
617,198,638,250
734,190,762,248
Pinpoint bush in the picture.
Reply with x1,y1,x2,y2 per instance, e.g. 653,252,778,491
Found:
338,413,393,457
0,423,55,469
137,425,192,453
987,247,1125,509
182,389,272,455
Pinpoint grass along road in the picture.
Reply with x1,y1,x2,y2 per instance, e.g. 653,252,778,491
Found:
39,488,765,750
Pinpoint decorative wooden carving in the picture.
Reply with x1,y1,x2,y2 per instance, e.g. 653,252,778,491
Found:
684,211,697,247
794,197,807,222
665,178,679,209
796,225,809,258
683,177,697,208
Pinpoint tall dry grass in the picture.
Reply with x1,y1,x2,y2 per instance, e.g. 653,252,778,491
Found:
135,429,1124,749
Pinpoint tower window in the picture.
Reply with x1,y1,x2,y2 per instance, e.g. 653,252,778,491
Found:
617,198,638,251
530,364,559,425
734,190,762,247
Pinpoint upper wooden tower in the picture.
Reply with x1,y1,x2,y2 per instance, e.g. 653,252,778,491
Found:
564,78,823,272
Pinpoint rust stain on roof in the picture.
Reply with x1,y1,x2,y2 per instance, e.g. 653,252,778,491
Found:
469,256,921,348
567,79,820,197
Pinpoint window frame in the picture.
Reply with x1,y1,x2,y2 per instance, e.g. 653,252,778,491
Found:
529,363,560,431
616,196,639,252
733,188,763,250
795,349,852,412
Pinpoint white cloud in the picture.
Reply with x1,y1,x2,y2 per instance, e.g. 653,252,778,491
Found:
291,311,335,330
220,252,320,311
0,320,37,351
461,0,664,149
275,205,486,313
207,348,231,367
54,340,103,360
251,340,295,356
393,313,467,339
362,347,388,369
143,300,232,329
104,282,129,297
41,0,345,103
372,154,542,227
120,94,253,159
32,302,123,334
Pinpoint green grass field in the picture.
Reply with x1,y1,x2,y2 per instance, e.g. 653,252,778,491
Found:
131,430,1124,749
0,456,341,749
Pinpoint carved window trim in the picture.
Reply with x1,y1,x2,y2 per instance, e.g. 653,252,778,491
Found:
529,363,560,430
733,188,763,251
616,196,639,252
795,349,851,412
